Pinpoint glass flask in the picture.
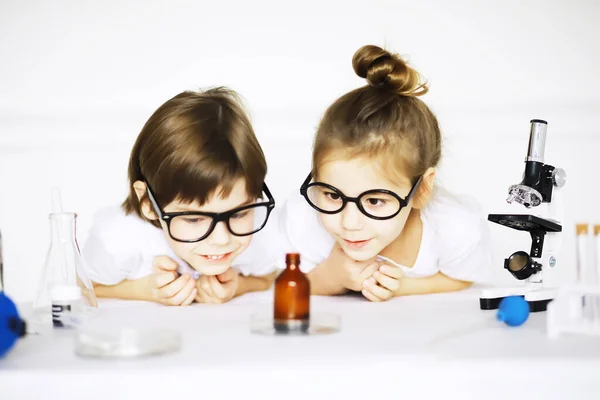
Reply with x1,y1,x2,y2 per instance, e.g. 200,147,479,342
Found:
33,212,97,329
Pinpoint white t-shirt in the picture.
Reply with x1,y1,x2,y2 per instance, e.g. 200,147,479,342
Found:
82,205,282,285
278,185,493,284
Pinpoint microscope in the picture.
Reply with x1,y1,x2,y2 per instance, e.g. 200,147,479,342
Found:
480,119,567,312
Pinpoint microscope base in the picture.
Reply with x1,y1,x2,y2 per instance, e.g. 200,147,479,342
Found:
480,286,557,312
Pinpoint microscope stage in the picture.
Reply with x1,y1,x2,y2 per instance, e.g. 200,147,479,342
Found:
488,214,562,233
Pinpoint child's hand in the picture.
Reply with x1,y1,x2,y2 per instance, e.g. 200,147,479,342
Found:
150,256,197,306
195,267,239,304
361,263,403,302
328,244,380,292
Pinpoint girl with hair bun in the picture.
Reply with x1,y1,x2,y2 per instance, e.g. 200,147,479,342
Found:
280,45,492,301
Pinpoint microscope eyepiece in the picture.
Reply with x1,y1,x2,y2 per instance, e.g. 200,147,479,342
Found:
506,119,564,207
526,119,547,163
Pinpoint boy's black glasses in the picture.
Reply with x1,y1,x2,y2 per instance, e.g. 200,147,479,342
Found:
146,182,275,243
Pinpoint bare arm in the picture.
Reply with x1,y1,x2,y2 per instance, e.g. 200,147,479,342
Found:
92,276,153,301
235,271,277,297
307,261,348,296
395,272,472,296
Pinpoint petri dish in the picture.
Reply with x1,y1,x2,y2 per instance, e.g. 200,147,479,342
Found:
250,311,340,336
75,326,181,358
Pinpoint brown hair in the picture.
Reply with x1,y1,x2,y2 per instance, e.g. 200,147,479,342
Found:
123,87,267,226
313,45,441,184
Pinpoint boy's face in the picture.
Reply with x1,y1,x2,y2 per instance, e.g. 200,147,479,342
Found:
315,154,414,262
159,178,254,276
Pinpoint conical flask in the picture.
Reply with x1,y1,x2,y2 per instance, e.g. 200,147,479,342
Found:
33,212,97,327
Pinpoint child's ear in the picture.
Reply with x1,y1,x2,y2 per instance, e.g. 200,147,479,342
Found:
411,168,436,210
133,180,158,220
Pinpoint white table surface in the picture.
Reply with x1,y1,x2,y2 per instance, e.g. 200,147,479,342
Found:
1,286,599,400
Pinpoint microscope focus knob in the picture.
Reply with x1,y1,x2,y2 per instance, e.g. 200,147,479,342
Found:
552,168,567,187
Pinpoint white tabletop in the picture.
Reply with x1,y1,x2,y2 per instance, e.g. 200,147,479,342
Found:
1,287,600,400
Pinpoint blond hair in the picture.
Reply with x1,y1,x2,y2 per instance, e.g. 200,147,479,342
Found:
313,45,441,184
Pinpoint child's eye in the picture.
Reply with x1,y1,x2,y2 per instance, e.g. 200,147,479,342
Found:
231,211,250,219
324,192,341,201
365,198,386,207
181,217,204,224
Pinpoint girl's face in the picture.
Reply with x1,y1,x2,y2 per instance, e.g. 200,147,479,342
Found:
315,155,415,262
159,179,255,276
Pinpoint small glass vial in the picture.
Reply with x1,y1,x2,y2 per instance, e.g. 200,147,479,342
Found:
51,285,82,328
594,225,600,284
274,253,310,333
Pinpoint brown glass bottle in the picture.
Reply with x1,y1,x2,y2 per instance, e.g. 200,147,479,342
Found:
274,253,310,333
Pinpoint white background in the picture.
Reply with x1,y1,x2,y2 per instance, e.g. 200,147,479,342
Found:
1,0,599,302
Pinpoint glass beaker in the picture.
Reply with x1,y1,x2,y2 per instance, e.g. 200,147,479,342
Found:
33,212,97,328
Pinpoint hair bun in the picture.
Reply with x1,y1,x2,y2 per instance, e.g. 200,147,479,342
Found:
352,45,428,97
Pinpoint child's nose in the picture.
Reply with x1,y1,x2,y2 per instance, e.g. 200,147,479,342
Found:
340,203,364,231
207,221,231,246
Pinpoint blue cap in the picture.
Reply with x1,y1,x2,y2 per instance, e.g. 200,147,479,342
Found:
0,292,26,358
496,296,530,327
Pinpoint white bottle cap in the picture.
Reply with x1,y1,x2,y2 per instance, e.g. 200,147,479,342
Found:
51,285,81,302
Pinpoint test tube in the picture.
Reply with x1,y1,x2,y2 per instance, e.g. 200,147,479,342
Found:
576,224,588,283
594,225,600,326
576,224,591,321
594,225,600,284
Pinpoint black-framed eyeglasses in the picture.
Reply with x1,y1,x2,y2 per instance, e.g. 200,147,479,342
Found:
146,181,275,243
300,172,422,220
